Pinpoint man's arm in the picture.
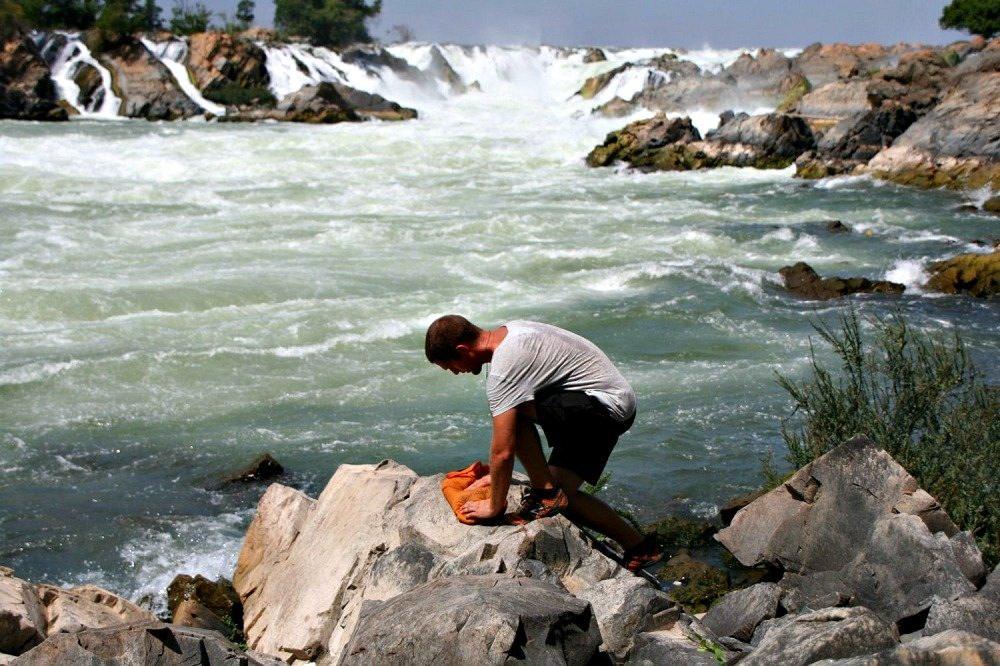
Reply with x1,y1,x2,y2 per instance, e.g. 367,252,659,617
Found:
459,407,517,521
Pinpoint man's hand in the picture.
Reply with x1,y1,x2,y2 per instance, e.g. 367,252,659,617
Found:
467,474,491,491
459,499,504,522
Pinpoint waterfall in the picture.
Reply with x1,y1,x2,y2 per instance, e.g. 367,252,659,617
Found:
141,37,227,117
42,33,121,118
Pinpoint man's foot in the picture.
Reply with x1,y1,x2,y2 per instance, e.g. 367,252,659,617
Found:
506,487,569,525
622,534,663,573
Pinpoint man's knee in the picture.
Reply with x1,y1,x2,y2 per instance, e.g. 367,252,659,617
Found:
549,465,584,494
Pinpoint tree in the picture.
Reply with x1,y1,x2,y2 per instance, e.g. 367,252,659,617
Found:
940,0,1000,39
387,23,414,43
140,0,162,31
18,0,103,30
169,0,212,34
235,0,254,27
274,0,381,47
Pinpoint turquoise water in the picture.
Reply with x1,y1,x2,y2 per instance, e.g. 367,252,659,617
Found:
1,45,998,610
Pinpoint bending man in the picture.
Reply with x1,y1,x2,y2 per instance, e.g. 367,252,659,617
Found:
425,314,661,572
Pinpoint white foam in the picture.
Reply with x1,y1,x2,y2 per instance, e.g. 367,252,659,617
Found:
0,360,82,386
885,259,929,293
46,33,121,117
142,38,226,117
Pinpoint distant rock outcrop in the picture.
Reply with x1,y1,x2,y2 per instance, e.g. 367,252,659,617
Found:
185,31,271,95
924,250,1000,297
0,28,68,121
99,37,204,119
220,81,417,123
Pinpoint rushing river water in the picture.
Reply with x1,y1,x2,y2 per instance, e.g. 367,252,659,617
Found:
1,41,998,612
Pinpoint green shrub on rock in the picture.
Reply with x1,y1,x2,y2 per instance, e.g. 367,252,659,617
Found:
776,308,1000,567
204,84,276,107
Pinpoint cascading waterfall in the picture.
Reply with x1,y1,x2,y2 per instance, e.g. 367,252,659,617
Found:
141,37,227,117
41,33,121,117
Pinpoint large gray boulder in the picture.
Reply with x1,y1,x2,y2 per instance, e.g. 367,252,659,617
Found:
9,620,282,666
741,607,898,666
716,436,982,625
924,564,1000,641
702,582,782,643
823,629,1000,665
233,460,658,664
342,574,601,665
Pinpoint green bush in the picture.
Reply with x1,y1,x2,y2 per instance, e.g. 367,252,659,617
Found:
274,0,381,47
776,308,999,567
203,84,276,107
940,0,1000,39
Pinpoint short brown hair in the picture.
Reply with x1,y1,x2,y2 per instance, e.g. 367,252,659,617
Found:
425,315,481,362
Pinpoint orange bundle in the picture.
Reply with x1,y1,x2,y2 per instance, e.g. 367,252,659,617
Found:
440,461,490,525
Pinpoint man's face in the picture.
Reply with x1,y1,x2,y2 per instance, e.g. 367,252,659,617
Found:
436,348,482,375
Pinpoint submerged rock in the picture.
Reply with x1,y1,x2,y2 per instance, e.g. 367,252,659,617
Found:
221,81,416,123
779,262,905,299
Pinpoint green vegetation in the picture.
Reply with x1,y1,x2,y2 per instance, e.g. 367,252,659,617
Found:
273,0,381,47
940,0,1000,39
776,309,1000,567
168,0,212,35
203,83,275,107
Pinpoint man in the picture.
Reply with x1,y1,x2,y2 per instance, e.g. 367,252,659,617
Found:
425,314,662,572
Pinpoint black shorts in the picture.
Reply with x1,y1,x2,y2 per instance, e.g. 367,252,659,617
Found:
534,389,635,485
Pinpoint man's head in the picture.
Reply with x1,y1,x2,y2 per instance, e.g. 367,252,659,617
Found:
425,314,484,374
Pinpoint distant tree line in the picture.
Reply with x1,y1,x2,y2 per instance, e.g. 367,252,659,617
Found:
0,0,256,37
2,0,385,47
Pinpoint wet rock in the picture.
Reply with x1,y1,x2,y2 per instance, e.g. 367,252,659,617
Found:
166,574,242,635
10,620,280,666
657,551,730,613
779,262,905,299
795,107,919,178
0,28,68,121
983,195,1000,213
99,37,204,119
341,575,601,665
924,250,1000,297
742,607,899,666
577,62,630,99
220,452,283,485
586,113,702,168
826,220,852,233
645,515,718,549
583,48,606,63
222,81,417,123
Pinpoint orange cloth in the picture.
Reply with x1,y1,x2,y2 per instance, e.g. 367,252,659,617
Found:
440,461,491,525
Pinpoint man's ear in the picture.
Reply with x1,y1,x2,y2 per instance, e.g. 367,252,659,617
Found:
455,343,472,357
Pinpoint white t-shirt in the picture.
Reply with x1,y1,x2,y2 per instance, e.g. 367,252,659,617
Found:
486,320,636,421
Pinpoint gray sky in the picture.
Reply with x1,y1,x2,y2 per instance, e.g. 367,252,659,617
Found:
208,0,968,49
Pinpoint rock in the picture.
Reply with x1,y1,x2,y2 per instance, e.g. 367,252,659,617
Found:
99,37,204,119
594,95,637,117
172,599,233,637
793,80,873,118
234,460,654,664
740,607,898,666
794,42,902,88
186,31,270,94
823,629,1000,665
575,576,678,660
587,111,814,172
0,28,68,121
779,262,905,299
864,70,1000,189
702,582,782,642
586,113,702,168
924,250,1000,297
628,614,736,665
716,436,981,626
222,82,417,123
0,568,157,656
219,453,283,485
166,574,241,633
984,196,1000,213
722,48,794,95
644,515,718,548
583,48,607,63
578,62,630,99
924,564,1000,641
10,620,280,665
865,48,954,114
826,220,852,233
342,574,601,665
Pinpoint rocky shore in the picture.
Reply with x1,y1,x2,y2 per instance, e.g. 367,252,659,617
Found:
3,436,998,664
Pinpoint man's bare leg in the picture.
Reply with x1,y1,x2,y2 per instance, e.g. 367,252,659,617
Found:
549,466,643,550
